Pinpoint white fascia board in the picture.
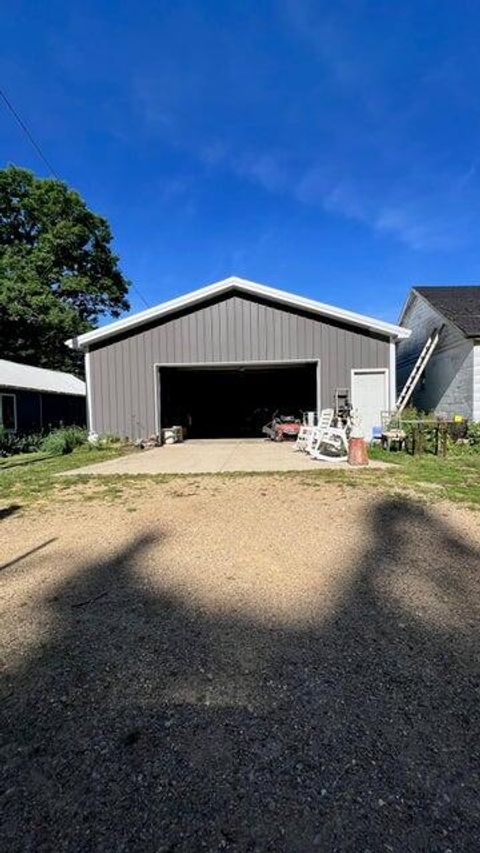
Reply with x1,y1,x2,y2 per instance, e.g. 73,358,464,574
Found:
66,276,410,350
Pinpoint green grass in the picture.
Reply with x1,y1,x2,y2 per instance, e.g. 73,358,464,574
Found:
293,447,480,508
0,445,126,510
2,442,480,514
366,447,480,506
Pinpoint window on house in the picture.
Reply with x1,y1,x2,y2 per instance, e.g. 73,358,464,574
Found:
0,394,16,431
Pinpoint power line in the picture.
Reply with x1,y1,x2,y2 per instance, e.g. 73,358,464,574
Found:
0,86,60,178
0,85,152,311
131,282,151,309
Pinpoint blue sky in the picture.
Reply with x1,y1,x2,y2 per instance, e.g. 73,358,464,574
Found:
2,1,480,323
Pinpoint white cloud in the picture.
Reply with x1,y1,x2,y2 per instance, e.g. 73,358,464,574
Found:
128,1,480,253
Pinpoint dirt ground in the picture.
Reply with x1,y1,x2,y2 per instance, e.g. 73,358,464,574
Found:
1,477,480,852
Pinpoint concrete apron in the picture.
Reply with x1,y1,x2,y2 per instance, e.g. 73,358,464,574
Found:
62,438,390,476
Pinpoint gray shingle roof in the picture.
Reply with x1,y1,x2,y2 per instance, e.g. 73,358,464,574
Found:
415,286,480,337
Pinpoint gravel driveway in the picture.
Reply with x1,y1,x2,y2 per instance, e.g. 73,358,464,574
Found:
1,477,479,852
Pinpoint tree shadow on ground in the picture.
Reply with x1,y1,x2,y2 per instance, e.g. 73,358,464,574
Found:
1,499,479,852
0,456,50,470
0,503,22,521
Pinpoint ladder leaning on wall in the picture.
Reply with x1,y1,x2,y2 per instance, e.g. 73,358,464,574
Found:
394,326,443,415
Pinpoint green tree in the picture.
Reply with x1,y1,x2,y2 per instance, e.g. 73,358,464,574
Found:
0,165,130,372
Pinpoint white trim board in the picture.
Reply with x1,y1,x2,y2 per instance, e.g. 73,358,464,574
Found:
66,276,410,350
153,358,321,437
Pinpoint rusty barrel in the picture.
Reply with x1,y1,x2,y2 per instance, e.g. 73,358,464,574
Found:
348,437,369,466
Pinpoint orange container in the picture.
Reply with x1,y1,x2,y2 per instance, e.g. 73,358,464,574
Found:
348,437,369,466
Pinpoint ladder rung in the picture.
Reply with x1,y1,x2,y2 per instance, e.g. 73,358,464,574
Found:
394,328,441,414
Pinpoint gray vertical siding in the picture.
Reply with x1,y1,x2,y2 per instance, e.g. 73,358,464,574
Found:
89,293,390,438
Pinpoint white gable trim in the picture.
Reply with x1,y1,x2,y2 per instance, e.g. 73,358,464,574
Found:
66,276,410,350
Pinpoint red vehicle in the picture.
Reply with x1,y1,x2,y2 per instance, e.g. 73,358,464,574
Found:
262,412,301,442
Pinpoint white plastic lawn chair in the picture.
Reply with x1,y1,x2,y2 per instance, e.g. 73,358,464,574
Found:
293,423,312,452
294,408,332,452
310,407,352,461
310,426,348,462
300,408,334,454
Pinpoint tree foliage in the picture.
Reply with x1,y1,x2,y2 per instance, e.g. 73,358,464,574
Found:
0,165,130,372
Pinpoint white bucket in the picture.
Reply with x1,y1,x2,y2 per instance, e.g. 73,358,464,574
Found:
162,428,176,445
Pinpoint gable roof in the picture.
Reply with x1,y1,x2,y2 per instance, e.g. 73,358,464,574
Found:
401,286,480,337
0,359,86,396
66,276,409,350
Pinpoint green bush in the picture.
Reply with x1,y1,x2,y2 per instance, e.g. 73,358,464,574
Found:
0,428,44,457
40,426,87,456
467,421,480,447
398,405,436,422
13,432,44,454
0,426,15,456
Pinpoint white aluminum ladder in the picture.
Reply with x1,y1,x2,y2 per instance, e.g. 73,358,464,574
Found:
394,327,442,415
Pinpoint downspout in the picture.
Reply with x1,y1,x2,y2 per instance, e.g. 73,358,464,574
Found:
85,348,92,433
389,340,397,410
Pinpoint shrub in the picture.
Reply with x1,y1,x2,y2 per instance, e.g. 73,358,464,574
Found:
0,428,43,457
398,405,435,422
64,426,87,448
40,426,87,456
0,426,15,456
12,432,44,454
467,421,480,447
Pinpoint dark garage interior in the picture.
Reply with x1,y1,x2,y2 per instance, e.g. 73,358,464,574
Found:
160,363,317,438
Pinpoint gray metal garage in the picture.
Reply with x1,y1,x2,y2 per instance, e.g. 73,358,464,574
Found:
66,276,409,441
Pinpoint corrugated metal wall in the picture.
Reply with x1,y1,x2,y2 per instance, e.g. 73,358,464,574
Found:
89,293,390,438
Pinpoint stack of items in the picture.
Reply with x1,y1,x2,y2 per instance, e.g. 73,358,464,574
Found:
162,426,184,445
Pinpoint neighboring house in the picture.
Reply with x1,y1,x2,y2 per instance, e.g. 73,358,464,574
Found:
66,276,409,441
397,286,480,420
0,359,86,433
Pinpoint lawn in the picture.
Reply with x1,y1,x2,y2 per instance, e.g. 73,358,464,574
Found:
368,446,480,506
0,445,126,511
290,448,480,509
1,443,480,513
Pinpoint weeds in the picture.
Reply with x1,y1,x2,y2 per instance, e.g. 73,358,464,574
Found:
40,426,87,456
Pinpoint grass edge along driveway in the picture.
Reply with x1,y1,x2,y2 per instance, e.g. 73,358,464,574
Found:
1,444,480,513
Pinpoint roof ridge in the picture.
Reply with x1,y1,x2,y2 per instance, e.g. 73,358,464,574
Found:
66,276,409,349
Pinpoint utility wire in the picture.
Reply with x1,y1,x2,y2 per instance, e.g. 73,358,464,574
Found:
0,86,60,178
0,85,152,310
131,282,151,309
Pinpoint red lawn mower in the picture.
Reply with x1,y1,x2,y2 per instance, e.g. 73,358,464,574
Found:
262,411,301,442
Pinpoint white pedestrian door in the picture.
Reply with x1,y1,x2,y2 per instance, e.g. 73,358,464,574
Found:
351,371,388,441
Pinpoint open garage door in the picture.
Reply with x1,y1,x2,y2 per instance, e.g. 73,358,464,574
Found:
159,362,318,438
